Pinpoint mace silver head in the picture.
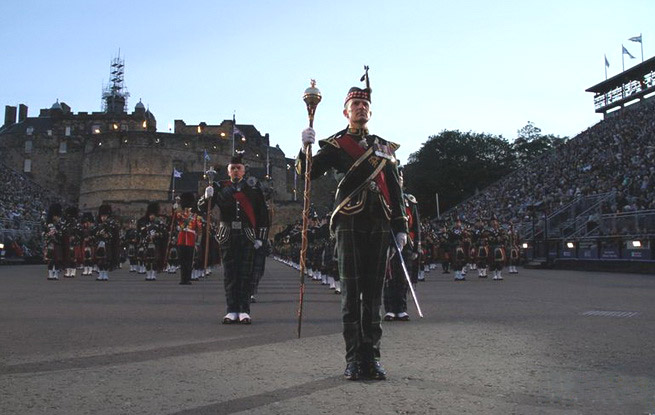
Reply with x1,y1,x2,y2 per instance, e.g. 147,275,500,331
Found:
303,79,322,128
303,79,322,106
205,167,217,182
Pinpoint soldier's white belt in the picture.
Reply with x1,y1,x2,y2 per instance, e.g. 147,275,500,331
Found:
220,221,251,230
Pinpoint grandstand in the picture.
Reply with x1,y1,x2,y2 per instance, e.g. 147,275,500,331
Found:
445,57,655,270
0,161,65,262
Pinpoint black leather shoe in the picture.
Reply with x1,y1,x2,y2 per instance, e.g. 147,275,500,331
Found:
363,361,387,380
343,362,360,381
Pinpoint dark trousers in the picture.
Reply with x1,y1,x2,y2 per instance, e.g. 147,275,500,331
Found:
335,196,390,364
384,251,412,314
178,245,194,283
220,231,255,314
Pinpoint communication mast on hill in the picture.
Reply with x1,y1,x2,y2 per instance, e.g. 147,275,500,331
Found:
102,52,130,114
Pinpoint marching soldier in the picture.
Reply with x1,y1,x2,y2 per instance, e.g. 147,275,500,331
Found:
93,204,120,281
436,224,451,274
44,203,64,280
384,167,420,321
200,153,269,324
138,203,168,281
80,212,95,276
298,69,408,380
471,218,490,279
124,220,140,273
448,218,468,281
174,192,203,285
62,206,82,278
488,217,507,280
507,222,520,274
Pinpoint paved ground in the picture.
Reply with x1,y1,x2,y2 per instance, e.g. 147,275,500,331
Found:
1,261,654,414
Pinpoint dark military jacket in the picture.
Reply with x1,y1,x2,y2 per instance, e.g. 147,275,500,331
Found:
199,177,269,241
298,127,408,235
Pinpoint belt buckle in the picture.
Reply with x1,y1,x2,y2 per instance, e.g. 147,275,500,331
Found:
231,221,242,230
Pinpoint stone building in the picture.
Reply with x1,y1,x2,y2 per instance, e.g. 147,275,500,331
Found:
0,58,293,219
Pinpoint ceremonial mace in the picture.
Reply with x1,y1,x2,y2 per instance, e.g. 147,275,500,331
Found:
297,79,321,338
163,195,181,268
203,167,217,272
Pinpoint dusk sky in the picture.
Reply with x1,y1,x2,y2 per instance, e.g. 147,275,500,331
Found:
1,0,652,164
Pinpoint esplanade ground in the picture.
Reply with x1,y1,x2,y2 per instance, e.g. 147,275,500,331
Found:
1,262,654,414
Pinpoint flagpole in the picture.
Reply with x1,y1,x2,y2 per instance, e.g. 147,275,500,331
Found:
203,149,207,180
604,55,607,80
172,171,176,201
641,33,644,62
232,113,236,155
622,46,625,72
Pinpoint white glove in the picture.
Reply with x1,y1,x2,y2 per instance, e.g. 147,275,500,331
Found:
173,203,179,210
411,252,419,260
302,128,315,146
204,185,214,199
253,240,263,249
396,232,408,252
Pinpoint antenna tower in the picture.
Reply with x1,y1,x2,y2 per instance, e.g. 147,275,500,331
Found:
102,52,130,114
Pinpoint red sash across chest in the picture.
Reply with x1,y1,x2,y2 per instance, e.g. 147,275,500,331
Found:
223,181,256,228
336,135,391,205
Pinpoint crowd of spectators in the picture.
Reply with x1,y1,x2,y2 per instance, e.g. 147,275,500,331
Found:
447,97,655,234
1,162,64,261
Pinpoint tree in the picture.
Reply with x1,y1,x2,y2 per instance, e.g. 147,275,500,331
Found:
404,130,516,217
513,121,566,167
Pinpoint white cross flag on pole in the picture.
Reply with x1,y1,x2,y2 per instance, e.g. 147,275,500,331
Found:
629,34,642,43
629,33,644,62
173,168,182,178
622,45,636,59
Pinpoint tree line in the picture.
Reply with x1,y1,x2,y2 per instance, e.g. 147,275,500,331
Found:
403,122,567,218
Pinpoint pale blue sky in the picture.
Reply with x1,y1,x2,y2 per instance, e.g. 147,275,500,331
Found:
1,0,652,163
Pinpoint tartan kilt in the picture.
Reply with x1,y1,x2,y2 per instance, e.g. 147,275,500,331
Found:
469,247,477,261
169,246,179,261
83,245,94,262
493,246,506,263
454,246,466,264
127,244,137,260
45,243,64,263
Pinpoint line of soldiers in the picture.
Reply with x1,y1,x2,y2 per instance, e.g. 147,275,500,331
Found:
420,216,522,281
272,213,341,293
122,195,215,283
43,192,219,283
43,203,120,281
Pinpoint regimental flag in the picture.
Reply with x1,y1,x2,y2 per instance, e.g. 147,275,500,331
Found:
203,149,211,161
605,54,610,68
173,168,182,178
622,45,636,59
629,34,642,44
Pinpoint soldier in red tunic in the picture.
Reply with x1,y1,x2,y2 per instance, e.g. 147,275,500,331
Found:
174,192,203,285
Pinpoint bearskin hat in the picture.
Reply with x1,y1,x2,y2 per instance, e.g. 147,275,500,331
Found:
46,203,63,222
180,192,196,209
64,206,79,218
98,204,112,217
146,202,160,216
